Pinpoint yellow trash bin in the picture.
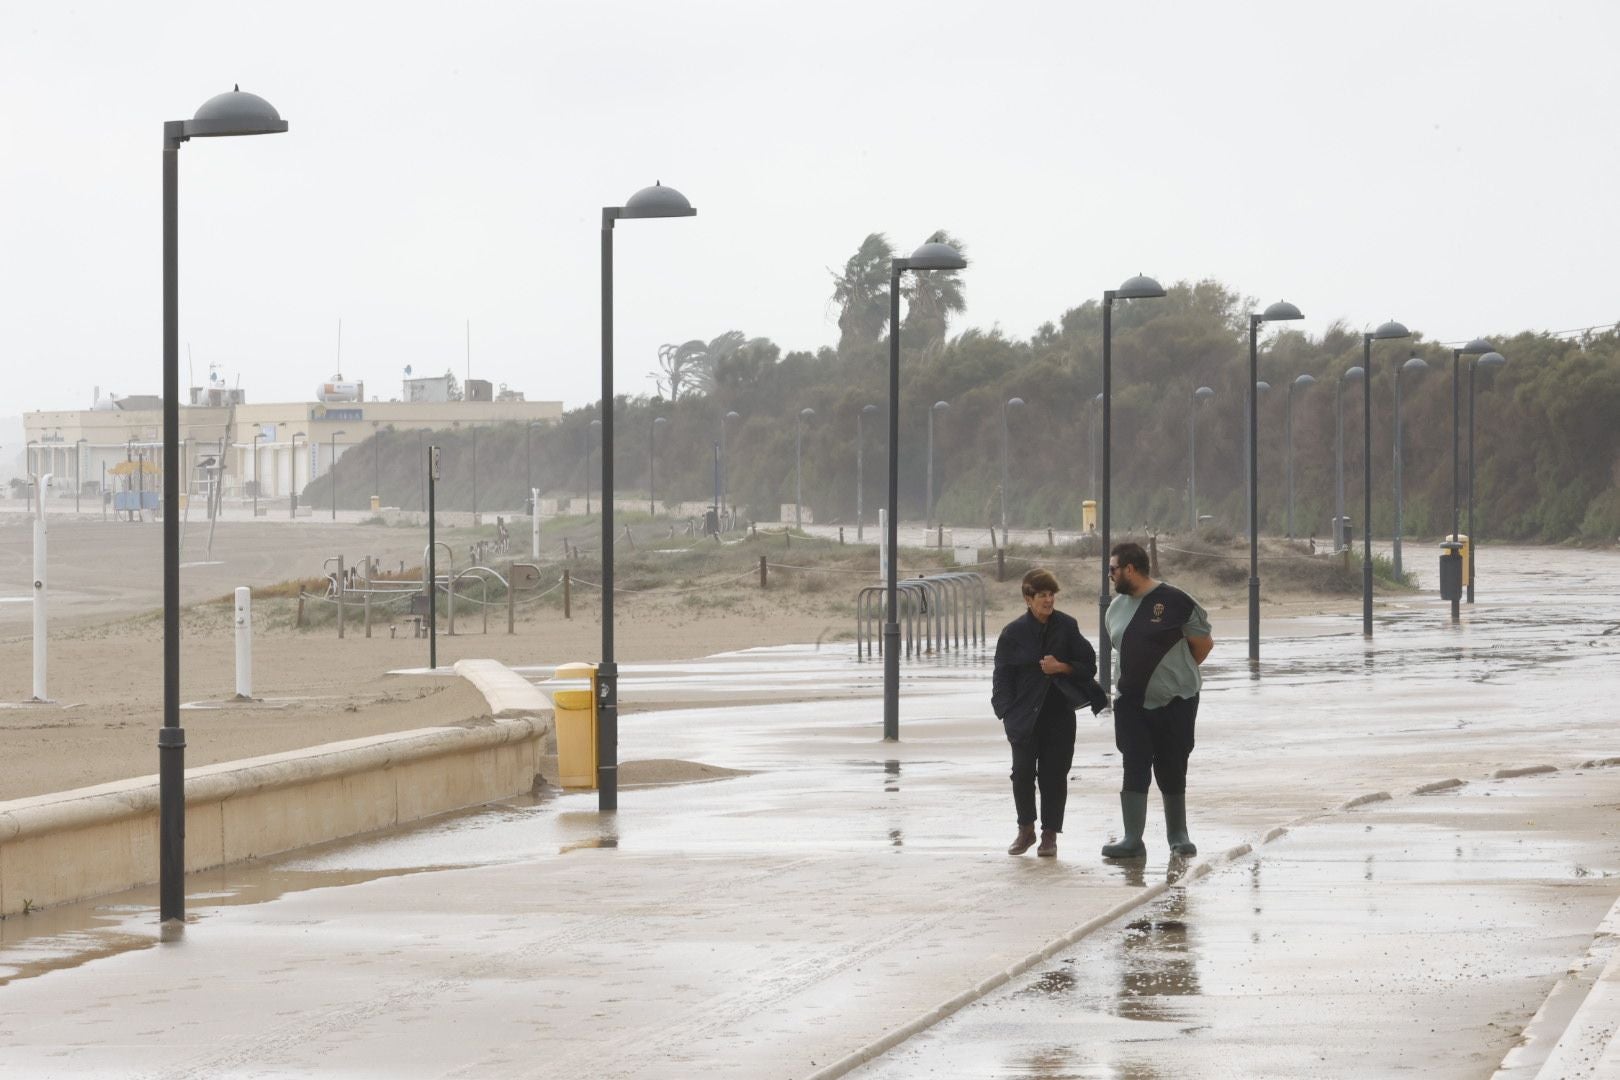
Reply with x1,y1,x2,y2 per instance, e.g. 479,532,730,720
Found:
1082,499,1098,534
1444,533,1472,588
370,495,381,512
551,661,598,789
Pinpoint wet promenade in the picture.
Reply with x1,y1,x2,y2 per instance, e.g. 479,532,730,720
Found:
0,546,1616,1078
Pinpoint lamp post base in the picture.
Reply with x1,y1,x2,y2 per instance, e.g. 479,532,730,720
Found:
1247,576,1261,663
1362,562,1374,637
158,725,187,922
882,623,900,741
597,661,618,811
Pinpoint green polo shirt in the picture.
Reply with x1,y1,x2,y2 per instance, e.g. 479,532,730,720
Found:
1105,583,1212,709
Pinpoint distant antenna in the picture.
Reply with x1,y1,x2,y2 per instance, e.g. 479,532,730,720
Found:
466,319,471,385
336,318,343,379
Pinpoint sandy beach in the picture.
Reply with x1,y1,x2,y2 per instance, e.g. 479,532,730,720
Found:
0,514,1370,801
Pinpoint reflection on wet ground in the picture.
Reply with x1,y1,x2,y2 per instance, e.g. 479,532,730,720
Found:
857,767,1620,1080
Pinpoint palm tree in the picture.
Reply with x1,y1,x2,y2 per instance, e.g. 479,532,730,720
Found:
900,229,967,353
829,233,895,353
653,339,708,401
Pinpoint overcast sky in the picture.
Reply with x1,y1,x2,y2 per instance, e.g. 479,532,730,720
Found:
3,0,1616,415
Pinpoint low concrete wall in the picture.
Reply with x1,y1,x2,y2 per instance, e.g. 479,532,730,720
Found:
0,716,549,918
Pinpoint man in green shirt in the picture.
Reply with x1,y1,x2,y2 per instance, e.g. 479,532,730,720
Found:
1101,541,1214,859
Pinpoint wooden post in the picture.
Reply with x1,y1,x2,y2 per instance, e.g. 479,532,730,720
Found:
448,572,456,636
785,529,790,550
759,555,768,589
336,555,345,639
936,523,943,549
563,569,572,619
624,524,635,550
1149,533,1159,576
507,563,515,635
296,594,305,629
482,587,488,635
996,548,1006,582
839,526,844,545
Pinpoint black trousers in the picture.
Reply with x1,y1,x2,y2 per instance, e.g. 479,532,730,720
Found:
1008,698,1077,831
1113,692,1198,795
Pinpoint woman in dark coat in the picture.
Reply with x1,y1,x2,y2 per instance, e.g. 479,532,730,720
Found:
992,568,1106,857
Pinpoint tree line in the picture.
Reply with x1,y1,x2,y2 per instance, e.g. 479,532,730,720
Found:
306,235,1620,545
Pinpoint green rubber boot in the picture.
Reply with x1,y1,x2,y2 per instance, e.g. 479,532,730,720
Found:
1101,791,1148,859
1164,791,1197,857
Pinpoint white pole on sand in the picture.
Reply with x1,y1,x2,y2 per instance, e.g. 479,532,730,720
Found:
234,586,253,700
32,473,52,702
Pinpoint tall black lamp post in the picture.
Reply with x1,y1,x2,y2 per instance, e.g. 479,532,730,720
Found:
925,400,948,528
856,403,877,540
600,183,695,811
1188,385,1215,530
1361,319,1412,636
999,397,1025,547
1392,354,1429,578
884,241,967,740
1468,351,1507,602
160,86,287,925
719,410,739,517
1448,337,1495,622
251,431,262,519
329,430,346,520
1097,274,1167,695
649,415,667,516
1334,367,1364,549
1247,301,1303,663
794,408,815,529
1285,374,1315,538
584,418,601,515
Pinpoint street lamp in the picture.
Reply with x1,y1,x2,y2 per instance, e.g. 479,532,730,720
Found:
599,181,696,812
75,438,88,514
1248,302,1303,663
251,430,262,519
795,408,815,529
159,85,287,925
1089,392,1103,502
719,410,740,517
1468,351,1507,602
926,400,949,528
329,430,346,520
291,432,307,517
1098,274,1167,695
584,418,601,515
1391,354,1429,579
1447,337,1495,622
526,420,545,514
885,241,968,741
1362,319,1412,637
999,397,1025,547
649,415,668,516
1244,380,1272,543
1189,386,1215,530
856,403,877,539
1335,367,1364,550
372,425,380,509
471,427,479,521
1285,375,1316,538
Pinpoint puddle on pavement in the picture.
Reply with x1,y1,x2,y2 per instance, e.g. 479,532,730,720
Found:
0,861,473,987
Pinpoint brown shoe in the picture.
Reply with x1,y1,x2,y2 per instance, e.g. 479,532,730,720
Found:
1007,825,1037,855
1037,830,1058,857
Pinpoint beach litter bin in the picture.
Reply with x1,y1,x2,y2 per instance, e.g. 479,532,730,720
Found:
550,661,598,789
1439,540,1464,601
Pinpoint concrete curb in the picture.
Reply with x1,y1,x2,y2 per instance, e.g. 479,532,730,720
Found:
0,715,550,918
454,658,553,718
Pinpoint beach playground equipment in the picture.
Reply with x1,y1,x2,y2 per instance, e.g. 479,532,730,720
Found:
855,571,987,660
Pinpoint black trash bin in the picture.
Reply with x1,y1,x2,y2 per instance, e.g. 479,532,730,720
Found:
1439,542,1463,601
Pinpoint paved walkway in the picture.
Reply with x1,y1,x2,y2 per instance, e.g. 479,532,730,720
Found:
0,547,1615,1078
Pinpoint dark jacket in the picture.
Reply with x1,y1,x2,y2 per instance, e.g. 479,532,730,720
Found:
992,609,1107,740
